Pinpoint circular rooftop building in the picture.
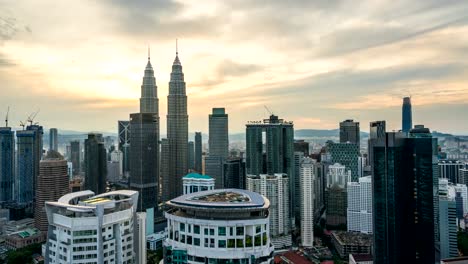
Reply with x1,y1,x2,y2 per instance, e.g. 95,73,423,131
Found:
164,189,274,264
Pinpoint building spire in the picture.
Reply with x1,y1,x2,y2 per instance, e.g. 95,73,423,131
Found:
176,39,178,56
148,45,150,61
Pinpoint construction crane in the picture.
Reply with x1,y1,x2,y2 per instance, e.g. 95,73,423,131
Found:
264,105,274,116
27,109,40,126
4,106,9,127
19,121,26,130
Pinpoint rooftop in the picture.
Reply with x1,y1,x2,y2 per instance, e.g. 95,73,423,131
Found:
183,172,213,180
332,231,372,246
170,189,267,208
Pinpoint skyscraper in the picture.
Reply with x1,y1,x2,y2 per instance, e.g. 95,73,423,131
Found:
208,108,229,158
118,120,131,176
49,128,58,151
300,157,315,248
160,138,170,202
372,126,437,264
327,142,359,181
347,176,372,234
194,132,202,173
34,151,68,232
368,121,386,173
439,187,458,259
188,141,195,170
223,157,246,189
339,119,360,145
402,96,412,133
16,125,43,204
439,159,464,183
204,156,224,189
0,127,14,203
294,140,309,156
165,47,188,199
70,140,80,176
293,151,303,224
84,133,107,194
129,53,160,218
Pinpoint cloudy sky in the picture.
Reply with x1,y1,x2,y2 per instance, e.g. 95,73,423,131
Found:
1,0,468,135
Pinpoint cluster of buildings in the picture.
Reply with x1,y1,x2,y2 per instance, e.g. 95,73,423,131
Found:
0,47,467,264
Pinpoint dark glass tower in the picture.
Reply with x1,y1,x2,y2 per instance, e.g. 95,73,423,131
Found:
188,141,195,171
368,121,386,173
118,120,131,176
194,132,202,173
223,157,246,189
402,97,412,133
339,119,360,145
208,108,229,158
0,127,14,203
165,48,188,199
129,52,160,215
84,133,107,194
372,126,437,264
70,140,80,176
49,128,58,151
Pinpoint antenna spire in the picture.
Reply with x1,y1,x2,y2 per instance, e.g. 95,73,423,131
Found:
148,45,150,61
176,38,178,55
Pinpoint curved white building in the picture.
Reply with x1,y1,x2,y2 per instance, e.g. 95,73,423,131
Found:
164,189,274,264
44,190,140,264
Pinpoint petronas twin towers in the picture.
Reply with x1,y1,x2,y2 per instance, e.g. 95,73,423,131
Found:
130,46,188,218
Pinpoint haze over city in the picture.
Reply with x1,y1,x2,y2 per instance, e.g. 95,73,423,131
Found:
1,0,468,134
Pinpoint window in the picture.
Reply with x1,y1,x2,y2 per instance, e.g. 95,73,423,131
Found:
254,235,261,246
187,236,192,245
218,227,226,236
218,240,226,248
245,235,253,247
256,225,261,233
194,238,200,246
194,225,200,234
180,223,185,232
204,228,208,235
228,239,235,248
236,239,244,248
236,227,244,236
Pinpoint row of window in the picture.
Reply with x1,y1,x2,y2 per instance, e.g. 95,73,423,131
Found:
170,232,268,248
177,223,266,237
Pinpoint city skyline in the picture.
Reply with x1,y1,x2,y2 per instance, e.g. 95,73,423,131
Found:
1,1,468,134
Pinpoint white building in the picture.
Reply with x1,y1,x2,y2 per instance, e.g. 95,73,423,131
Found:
183,173,215,195
347,176,372,234
327,163,351,189
44,190,141,264
455,184,468,216
300,157,315,247
136,212,147,264
110,149,124,177
164,189,274,263
247,173,291,249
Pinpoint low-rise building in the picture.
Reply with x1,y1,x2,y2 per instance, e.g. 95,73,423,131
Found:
147,231,166,251
330,231,372,258
182,173,215,195
5,228,46,249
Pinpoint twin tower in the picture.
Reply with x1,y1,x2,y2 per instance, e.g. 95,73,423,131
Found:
130,48,188,221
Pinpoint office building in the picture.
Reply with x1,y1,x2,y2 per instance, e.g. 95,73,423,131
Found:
294,140,309,156
327,142,359,181
136,212,147,264
183,173,215,195
34,151,68,232
49,128,58,151
188,141,195,170
209,108,229,158
84,133,107,195
44,190,140,263
439,160,464,183
327,163,351,189
347,176,372,234
129,53,160,221
402,97,412,133
204,156,224,189
165,48,189,200
223,157,246,189
300,157,315,247
326,185,347,227
70,140,80,176
372,126,437,264
194,132,202,173
164,189,274,263
340,119,360,145
118,120,131,176
161,138,170,201
439,192,458,259
247,173,291,248
331,231,372,258
292,152,303,224
16,125,43,204
0,127,14,202
110,149,123,177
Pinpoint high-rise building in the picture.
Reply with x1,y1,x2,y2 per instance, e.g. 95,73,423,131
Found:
188,141,195,170
294,140,309,156
246,114,294,229
339,119,360,145
34,151,68,232
163,189,274,263
327,163,351,189
129,53,160,220
118,120,131,176
372,126,437,264
439,160,464,183
439,196,458,259
161,138,170,201
293,152,303,224
209,108,229,159
16,125,43,204
136,212,147,264
194,132,202,173
182,172,215,195
402,97,412,133
247,173,291,249
300,157,315,247
327,142,359,181
84,133,107,195
165,48,188,200
347,176,372,234
204,156,224,189
45,190,140,263
223,157,246,189
325,185,347,227
368,121,386,173
313,162,326,220
49,128,58,151
454,184,468,217
70,140,80,176
0,127,14,203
